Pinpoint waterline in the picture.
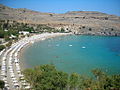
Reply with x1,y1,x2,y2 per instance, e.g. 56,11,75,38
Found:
21,35,120,76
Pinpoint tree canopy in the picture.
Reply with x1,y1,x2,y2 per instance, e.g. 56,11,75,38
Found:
0,80,5,89
0,45,5,51
23,64,120,90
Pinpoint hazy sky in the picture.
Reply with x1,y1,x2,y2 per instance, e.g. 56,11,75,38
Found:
0,0,120,16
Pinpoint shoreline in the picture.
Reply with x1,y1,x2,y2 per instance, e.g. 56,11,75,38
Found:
19,33,72,70
0,32,72,89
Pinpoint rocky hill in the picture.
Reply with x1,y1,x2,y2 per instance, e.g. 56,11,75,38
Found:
0,4,120,36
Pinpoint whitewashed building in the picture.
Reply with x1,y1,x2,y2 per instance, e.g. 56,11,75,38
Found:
19,31,29,35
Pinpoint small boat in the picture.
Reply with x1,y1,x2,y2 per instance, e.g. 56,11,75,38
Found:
82,46,86,49
69,45,72,47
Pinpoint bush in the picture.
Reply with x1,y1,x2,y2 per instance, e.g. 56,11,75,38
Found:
0,45,5,51
23,64,68,90
60,28,65,33
89,28,92,31
0,80,5,89
82,26,85,29
23,64,120,90
0,30,5,38
105,17,108,20
5,41,12,47
111,28,114,31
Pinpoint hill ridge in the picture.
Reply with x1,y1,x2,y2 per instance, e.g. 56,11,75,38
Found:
0,4,120,36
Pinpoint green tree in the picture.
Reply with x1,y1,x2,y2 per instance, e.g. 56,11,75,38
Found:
92,69,105,80
0,45,5,51
81,77,93,90
0,80,5,89
60,28,65,33
4,35,10,41
0,29,5,38
23,65,120,90
5,41,12,47
69,73,79,90
53,71,68,90
23,64,68,90
110,75,120,89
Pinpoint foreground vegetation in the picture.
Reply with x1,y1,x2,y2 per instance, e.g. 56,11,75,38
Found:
23,64,120,90
0,80,5,89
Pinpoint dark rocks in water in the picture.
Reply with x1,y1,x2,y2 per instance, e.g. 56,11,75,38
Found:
118,54,120,56
55,56,59,58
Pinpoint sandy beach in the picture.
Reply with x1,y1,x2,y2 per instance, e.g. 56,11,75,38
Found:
19,33,71,68
0,32,71,90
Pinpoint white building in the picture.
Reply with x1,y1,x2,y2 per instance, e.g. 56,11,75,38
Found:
19,31,29,35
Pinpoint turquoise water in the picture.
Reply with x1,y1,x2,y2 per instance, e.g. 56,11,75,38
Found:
21,35,120,76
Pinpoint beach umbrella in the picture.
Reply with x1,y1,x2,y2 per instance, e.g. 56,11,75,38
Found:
9,57,12,60
10,54,12,57
15,63,19,66
17,70,21,74
13,80,18,83
10,73,15,77
5,83,9,87
22,82,27,86
9,70,14,73
1,65,6,67
12,77,17,81
25,85,31,89
4,80,7,83
2,77,7,81
2,60,6,63
1,68,5,71
1,72,6,76
2,57,6,60
9,67,13,69
2,62,6,65
15,59,18,63
14,53,18,57
13,83,19,86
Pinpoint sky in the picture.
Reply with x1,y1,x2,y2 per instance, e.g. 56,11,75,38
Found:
0,0,120,16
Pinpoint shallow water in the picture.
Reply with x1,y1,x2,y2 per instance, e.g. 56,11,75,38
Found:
21,35,120,76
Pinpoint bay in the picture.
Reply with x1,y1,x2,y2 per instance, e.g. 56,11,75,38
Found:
21,35,120,76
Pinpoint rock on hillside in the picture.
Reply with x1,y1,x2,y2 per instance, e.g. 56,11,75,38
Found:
0,4,120,36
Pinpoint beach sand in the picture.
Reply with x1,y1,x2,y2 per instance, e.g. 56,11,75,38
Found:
18,33,71,70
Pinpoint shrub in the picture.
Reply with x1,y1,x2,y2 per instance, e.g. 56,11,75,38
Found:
0,45,5,51
0,80,5,89
89,28,92,31
105,17,108,20
111,28,114,31
82,26,85,29
23,65,120,90
5,41,12,47
60,28,65,33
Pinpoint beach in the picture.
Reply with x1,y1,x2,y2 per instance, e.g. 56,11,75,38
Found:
19,33,71,70
0,32,71,90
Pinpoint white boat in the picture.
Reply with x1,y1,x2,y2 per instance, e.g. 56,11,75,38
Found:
82,46,86,49
69,45,72,47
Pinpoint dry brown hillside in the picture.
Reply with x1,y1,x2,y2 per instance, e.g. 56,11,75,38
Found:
0,4,120,36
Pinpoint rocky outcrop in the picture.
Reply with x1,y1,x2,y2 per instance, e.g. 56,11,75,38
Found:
0,4,120,36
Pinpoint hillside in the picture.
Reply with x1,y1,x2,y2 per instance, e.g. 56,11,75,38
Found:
0,4,120,36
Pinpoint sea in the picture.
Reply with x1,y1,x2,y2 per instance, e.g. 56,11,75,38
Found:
21,35,120,76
